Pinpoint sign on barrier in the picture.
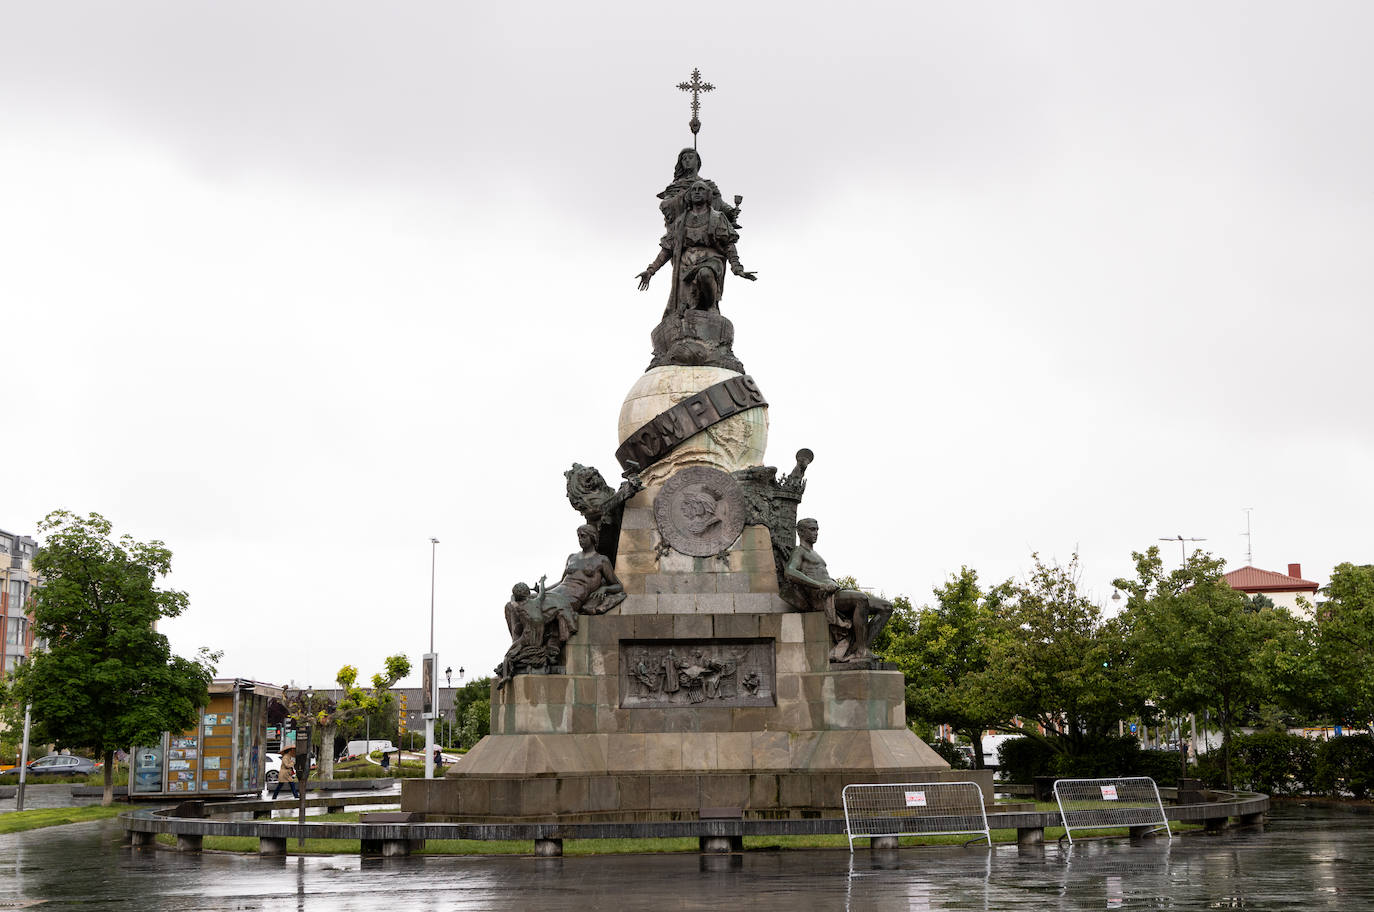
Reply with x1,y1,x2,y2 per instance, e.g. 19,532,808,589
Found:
1053,776,1171,845
842,781,991,850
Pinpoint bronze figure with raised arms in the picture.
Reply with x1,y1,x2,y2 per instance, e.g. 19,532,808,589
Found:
638,179,756,318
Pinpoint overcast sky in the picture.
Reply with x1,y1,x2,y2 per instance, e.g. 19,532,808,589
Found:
3,2,1370,692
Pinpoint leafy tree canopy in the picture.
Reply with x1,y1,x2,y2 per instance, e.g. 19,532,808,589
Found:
978,554,1144,755
1305,563,1374,727
284,654,410,779
1114,546,1300,786
2,511,218,804
877,568,1014,766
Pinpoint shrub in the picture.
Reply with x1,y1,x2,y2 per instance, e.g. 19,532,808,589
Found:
926,740,969,770
1314,734,1374,800
1228,731,1317,795
1191,750,1227,788
1136,749,1184,788
1049,736,1143,781
998,736,1055,783
995,736,1196,785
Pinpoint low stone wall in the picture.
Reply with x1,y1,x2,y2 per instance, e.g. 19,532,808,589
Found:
123,790,1272,856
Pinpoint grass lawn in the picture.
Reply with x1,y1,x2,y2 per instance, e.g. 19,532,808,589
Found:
324,756,429,779
0,805,126,835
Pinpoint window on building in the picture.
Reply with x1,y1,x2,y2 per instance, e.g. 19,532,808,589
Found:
5,616,25,646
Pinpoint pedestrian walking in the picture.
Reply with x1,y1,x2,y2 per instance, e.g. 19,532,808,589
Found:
271,746,300,799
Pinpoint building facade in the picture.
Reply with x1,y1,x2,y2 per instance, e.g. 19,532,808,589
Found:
1224,562,1320,618
0,527,38,677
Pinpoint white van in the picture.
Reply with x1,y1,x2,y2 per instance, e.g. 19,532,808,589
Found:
342,740,396,760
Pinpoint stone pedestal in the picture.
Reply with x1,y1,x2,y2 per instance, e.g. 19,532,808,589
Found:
409,604,952,821
403,364,953,822
412,604,956,818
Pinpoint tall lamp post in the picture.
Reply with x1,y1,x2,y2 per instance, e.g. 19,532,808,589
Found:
444,666,453,752
424,537,439,779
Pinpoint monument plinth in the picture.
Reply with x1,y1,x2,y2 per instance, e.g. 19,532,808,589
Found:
404,71,974,823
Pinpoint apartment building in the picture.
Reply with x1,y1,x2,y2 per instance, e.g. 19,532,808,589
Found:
0,527,38,677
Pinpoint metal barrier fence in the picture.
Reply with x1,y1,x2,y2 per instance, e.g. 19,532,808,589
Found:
841,781,991,850
1053,776,1171,845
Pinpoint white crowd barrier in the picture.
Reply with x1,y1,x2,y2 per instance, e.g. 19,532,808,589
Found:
1053,776,1171,845
842,781,991,850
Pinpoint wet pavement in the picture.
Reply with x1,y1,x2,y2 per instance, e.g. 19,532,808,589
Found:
1,804,1370,910
0,783,107,813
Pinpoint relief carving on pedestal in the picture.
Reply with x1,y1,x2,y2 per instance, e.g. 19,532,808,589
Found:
652,465,748,557
620,638,774,708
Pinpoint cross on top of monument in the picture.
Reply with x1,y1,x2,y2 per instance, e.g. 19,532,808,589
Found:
677,68,715,148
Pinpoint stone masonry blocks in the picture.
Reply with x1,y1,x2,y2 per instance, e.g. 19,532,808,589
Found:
671,614,714,639
620,505,655,531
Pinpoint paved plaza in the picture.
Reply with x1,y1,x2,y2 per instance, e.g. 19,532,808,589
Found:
1,804,1371,910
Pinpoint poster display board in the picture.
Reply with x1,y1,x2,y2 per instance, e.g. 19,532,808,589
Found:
199,695,234,791
131,739,166,794
126,679,280,799
422,653,437,719
166,734,200,792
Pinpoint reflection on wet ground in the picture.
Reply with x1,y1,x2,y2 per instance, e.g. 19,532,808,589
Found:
1,805,1370,910
0,783,108,813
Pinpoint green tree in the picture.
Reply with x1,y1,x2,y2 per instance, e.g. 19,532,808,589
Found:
450,676,493,748
1310,564,1374,729
285,654,410,780
1,511,217,805
988,554,1144,757
878,569,1014,767
1115,546,1300,787
460,695,490,748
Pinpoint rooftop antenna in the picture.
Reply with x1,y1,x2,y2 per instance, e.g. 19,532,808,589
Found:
1241,508,1254,566
677,67,715,150
1159,534,1206,564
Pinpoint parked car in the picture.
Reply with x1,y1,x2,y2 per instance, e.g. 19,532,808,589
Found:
27,754,98,777
262,750,315,785
264,752,282,784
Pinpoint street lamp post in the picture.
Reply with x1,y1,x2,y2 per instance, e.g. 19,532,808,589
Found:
444,666,452,750
15,702,32,811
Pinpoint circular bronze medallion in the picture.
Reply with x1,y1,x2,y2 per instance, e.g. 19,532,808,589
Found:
653,466,747,557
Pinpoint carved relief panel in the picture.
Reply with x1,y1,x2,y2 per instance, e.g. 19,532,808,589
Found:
619,638,775,708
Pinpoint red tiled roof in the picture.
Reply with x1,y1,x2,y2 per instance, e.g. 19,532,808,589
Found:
1224,565,1319,593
